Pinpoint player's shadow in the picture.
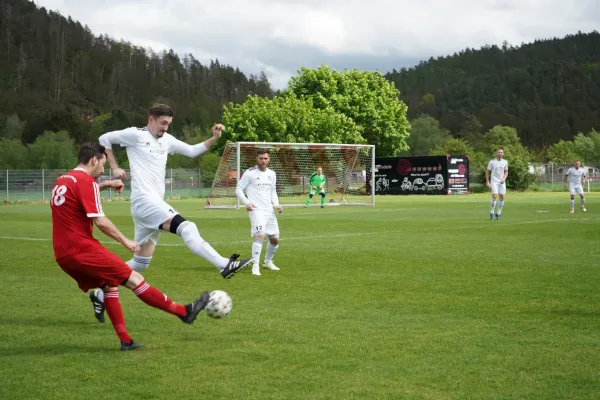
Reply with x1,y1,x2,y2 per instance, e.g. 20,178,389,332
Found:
0,315,92,329
0,344,109,357
550,309,600,317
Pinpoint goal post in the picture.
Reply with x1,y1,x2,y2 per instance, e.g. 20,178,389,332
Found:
205,142,375,208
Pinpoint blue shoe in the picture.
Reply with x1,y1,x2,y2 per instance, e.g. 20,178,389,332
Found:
496,214,501,220
490,213,494,220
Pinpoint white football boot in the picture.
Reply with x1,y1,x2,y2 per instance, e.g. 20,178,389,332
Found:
263,261,280,271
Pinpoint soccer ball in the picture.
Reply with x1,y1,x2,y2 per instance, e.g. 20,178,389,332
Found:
205,290,232,319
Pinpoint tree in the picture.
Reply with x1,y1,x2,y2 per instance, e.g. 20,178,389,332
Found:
429,137,474,156
482,125,535,190
573,129,600,164
0,139,29,169
28,130,77,169
401,114,449,156
459,115,484,149
287,65,410,156
547,140,580,164
220,95,364,153
1,114,26,140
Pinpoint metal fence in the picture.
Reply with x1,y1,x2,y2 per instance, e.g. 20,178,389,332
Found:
0,169,213,202
2,164,600,202
468,163,600,192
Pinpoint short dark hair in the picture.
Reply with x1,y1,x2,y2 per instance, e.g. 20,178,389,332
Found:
78,142,106,164
256,148,270,156
149,104,174,118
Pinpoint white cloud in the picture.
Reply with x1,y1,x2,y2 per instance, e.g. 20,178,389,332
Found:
33,0,599,88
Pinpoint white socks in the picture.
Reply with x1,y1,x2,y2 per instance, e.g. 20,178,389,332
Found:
126,255,152,271
265,243,279,263
498,200,504,215
490,198,497,214
252,238,263,265
177,221,228,269
570,199,575,209
581,197,585,206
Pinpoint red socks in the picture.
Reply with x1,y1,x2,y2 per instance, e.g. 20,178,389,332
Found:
133,281,187,317
104,291,132,344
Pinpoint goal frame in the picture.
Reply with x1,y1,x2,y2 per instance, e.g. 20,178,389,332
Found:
205,141,376,209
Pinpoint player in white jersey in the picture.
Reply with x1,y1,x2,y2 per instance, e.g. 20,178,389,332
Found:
564,160,587,213
236,149,283,276
485,149,509,220
89,105,252,323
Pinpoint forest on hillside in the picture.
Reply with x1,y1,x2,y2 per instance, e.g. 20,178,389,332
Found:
0,0,273,146
0,0,599,175
387,31,600,149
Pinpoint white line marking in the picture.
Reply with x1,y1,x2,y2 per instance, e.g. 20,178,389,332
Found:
2,217,598,247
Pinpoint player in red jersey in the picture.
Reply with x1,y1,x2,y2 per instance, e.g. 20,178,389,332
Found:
51,142,210,351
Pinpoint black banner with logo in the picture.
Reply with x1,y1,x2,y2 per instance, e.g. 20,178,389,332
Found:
447,155,470,194
374,155,469,195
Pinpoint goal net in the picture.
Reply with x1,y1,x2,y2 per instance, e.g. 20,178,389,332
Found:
205,142,375,208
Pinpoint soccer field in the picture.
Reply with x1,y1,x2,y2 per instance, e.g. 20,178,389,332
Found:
0,193,599,400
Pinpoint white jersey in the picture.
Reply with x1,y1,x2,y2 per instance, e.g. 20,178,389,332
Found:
566,167,585,187
487,159,508,183
236,166,279,213
99,127,208,200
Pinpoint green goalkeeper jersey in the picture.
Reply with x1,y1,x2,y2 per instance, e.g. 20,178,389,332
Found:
309,173,326,189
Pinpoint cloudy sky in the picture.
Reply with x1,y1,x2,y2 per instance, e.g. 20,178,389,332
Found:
33,0,599,88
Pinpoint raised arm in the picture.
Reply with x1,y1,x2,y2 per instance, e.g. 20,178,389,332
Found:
169,124,224,158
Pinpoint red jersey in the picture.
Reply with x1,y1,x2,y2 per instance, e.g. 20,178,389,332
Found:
51,168,105,259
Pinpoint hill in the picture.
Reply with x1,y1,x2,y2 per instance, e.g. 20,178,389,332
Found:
0,0,273,144
386,31,600,149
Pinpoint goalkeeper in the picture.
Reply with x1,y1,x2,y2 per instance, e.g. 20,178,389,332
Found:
305,167,326,208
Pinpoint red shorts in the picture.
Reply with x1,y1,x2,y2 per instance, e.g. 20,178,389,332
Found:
57,247,133,292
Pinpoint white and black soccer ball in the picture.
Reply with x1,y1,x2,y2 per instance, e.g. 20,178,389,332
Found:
205,290,232,319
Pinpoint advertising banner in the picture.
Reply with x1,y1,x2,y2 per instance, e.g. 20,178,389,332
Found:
374,155,469,195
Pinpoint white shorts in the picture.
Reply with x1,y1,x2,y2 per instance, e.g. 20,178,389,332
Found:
249,210,279,237
491,182,506,195
570,185,584,196
131,196,178,245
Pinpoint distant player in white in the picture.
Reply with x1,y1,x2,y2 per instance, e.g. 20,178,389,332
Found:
89,105,252,322
564,160,587,213
236,149,283,276
486,149,509,220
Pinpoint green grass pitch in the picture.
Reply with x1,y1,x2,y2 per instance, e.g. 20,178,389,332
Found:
0,193,598,400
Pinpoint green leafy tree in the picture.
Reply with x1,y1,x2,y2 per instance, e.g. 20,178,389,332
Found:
287,66,409,156
220,95,364,154
0,139,29,169
482,125,535,190
401,114,449,156
429,137,474,156
573,129,600,164
89,113,112,141
28,130,77,169
459,115,484,150
547,140,580,164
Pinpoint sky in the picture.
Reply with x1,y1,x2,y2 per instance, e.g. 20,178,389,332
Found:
33,0,600,89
